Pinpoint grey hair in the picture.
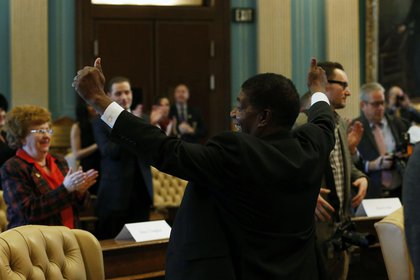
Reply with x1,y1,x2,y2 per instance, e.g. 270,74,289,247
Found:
360,82,385,102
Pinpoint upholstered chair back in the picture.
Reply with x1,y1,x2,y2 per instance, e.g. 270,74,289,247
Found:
0,191,7,232
375,207,414,280
152,167,188,207
0,225,104,280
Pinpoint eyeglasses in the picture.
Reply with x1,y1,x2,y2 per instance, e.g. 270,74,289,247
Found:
365,101,385,108
30,129,54,135
328,80,349,89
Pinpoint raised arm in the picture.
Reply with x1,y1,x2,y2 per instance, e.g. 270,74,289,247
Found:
73,58,112,115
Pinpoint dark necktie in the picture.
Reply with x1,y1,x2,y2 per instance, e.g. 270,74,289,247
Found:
179,105,185,122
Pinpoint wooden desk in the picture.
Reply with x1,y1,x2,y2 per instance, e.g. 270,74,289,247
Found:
351,216,384,237
100,238,168,280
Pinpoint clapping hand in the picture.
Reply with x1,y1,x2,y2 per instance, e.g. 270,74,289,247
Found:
150,105,164,125
77,169,99,194
347,121,364,155
63,167,98,193
178,122,194,134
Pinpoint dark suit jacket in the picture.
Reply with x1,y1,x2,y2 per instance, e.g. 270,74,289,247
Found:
403,143,420,278
92,116,153,213
108,101,335,280
169,104,206,143
353,113,407,198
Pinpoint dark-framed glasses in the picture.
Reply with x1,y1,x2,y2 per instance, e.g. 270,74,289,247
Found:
328,80,349,89
30,128,54,135
365,101,385,108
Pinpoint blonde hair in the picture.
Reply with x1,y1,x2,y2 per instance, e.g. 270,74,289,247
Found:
5,105,51,149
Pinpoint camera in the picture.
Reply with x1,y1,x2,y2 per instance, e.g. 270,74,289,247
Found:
393,132,411,175
327,221,377,251
396,132,410,154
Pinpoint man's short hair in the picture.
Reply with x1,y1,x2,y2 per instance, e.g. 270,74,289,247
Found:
107,76,131,92
317,61,345,79
360,82,385,102
241,73,300,129
0,93,8,112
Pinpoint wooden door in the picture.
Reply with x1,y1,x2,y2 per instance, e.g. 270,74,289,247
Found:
76,1,231,137
95,21,154,107
155,22,211,129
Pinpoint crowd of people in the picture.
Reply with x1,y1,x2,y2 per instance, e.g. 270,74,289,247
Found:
0,76,208,236
0,56,418,279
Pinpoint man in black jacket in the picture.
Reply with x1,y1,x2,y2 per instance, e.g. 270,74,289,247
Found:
93,76,153,239
354,82,407,198
73,58,335,280
169,83,206,143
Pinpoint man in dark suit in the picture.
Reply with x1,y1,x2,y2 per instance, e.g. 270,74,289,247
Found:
354,82,407,199
169,83,206,143
74,58,335,279
403,143,420,279
93,76,153,239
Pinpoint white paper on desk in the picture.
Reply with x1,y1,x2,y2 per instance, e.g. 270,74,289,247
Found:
355,198,402,217
114,220,171,242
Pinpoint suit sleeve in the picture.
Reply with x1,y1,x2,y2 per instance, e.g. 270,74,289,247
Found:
403,143,420,271
192,108,206,139
306,101,335,154
93,117,121,159
110,111,235,183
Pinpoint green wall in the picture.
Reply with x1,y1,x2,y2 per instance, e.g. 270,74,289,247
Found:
231,0,257,105
291,0,326,95
0,0,76,118
0,0,11,104
49,0,77,119
0,0,336,117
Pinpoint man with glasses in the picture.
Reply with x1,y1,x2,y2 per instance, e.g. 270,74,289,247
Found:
296,61,368,280
354,82,407,199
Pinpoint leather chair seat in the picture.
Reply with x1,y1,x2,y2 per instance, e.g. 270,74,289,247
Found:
0,225,104,280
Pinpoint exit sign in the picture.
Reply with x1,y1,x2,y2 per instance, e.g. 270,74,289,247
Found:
232,8,254,23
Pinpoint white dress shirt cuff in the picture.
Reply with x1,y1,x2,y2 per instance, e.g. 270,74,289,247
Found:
311,92,330,106
101,102,124,128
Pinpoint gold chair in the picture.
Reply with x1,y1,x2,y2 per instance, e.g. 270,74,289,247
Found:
374,207,414,280
0,191,7,232
151,167,188,223
152,166,187,208
50,116,75,157
0,225,104,280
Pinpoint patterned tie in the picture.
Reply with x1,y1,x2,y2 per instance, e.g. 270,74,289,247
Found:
373,124,392,188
